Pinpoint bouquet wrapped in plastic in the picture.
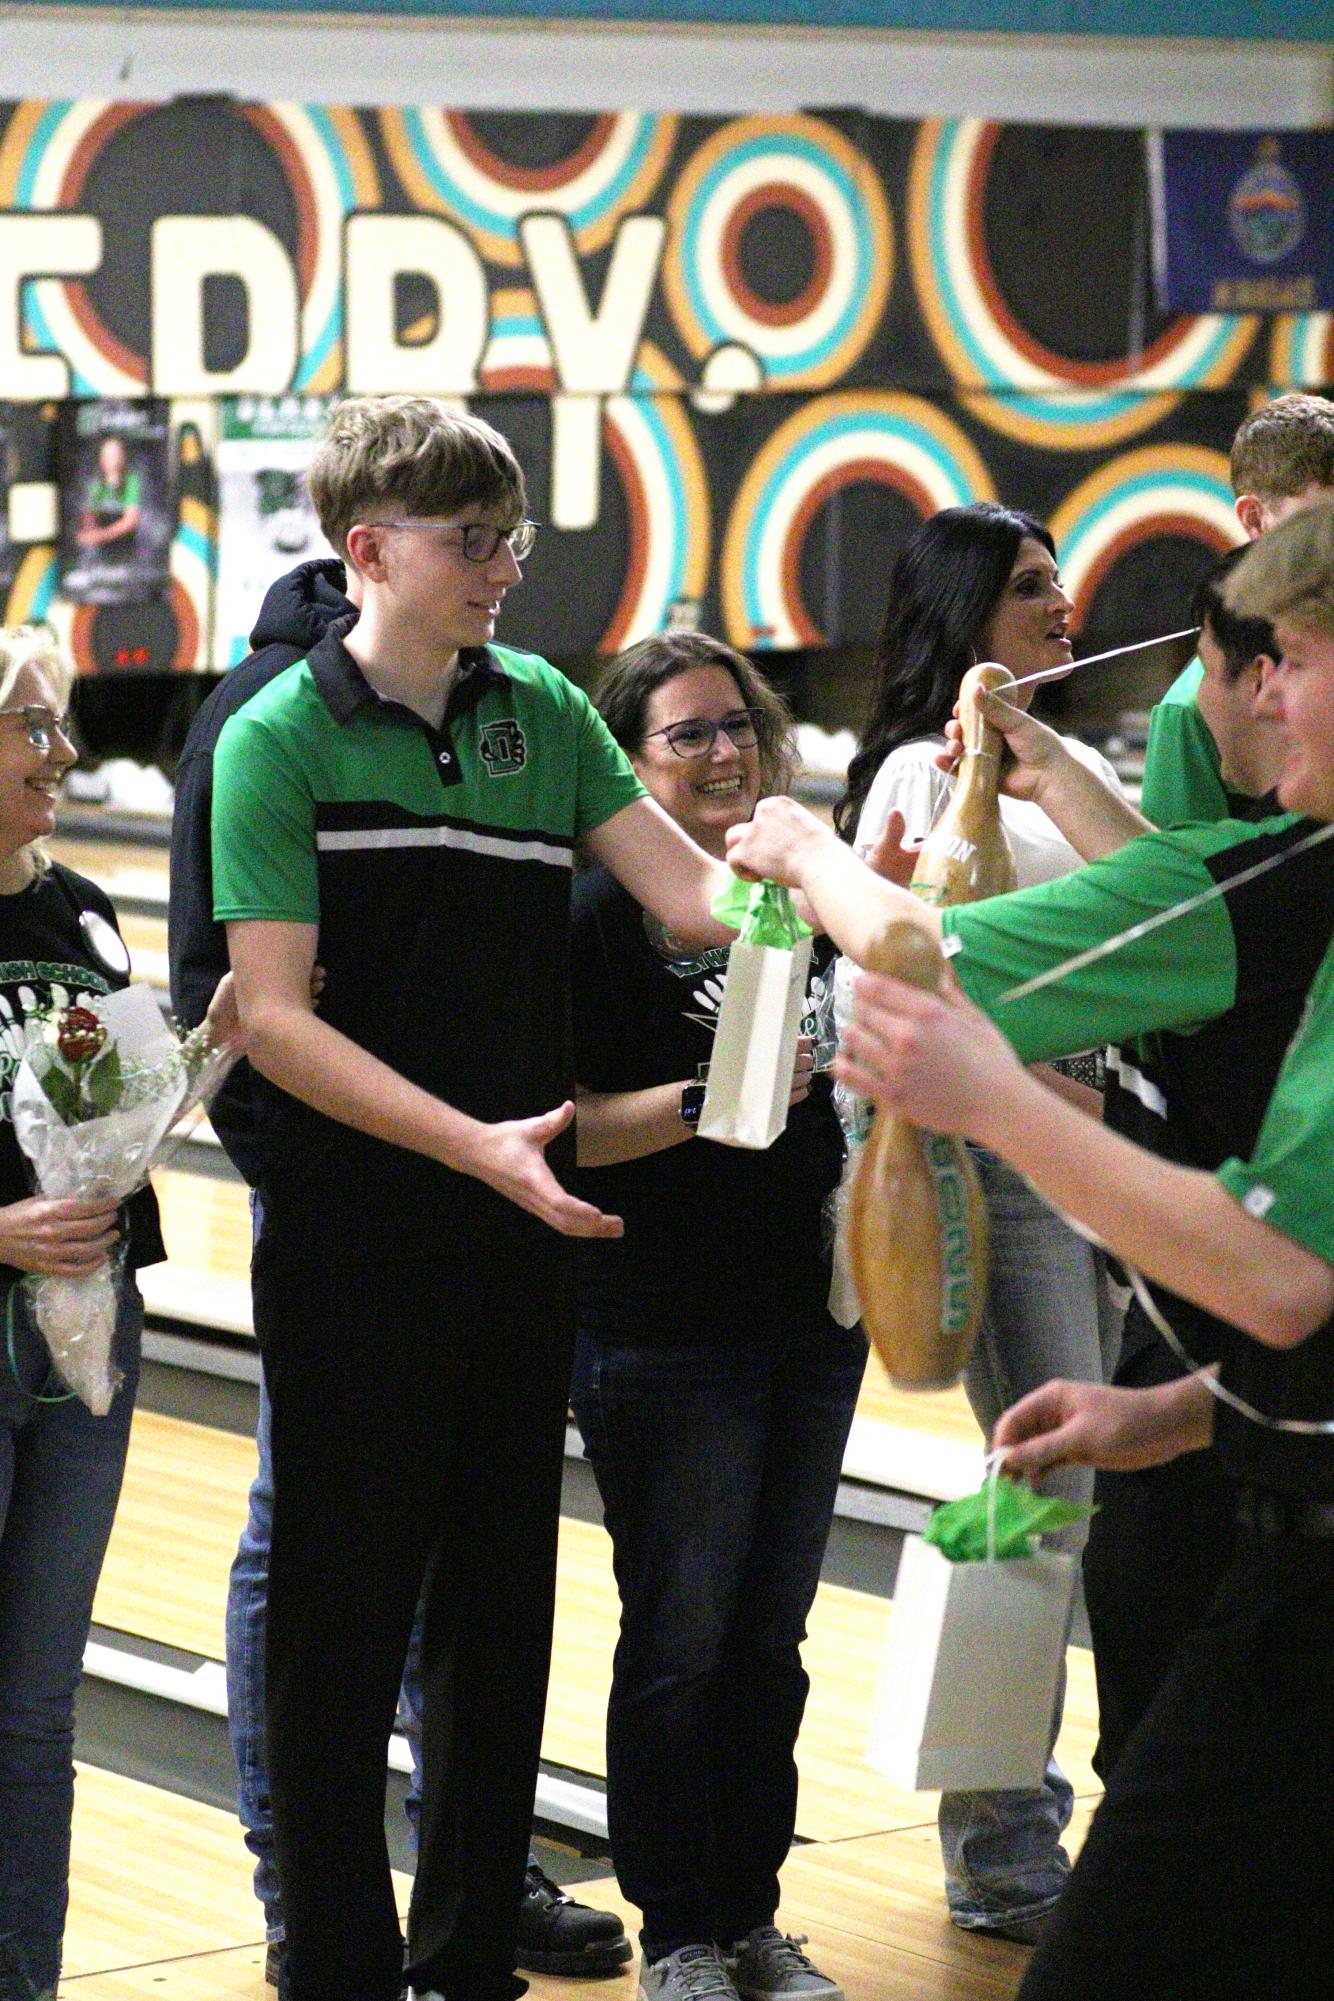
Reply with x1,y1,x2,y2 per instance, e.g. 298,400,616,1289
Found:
11,984,236,1413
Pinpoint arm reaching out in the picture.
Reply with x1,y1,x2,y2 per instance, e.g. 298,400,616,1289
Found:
837,966,1334,1349
726,797,940,968
938,695,1148,861
995,1374,1215,1478
585,796,734,947
227,919,622,1239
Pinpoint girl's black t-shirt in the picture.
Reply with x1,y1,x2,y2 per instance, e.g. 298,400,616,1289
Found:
0,863,164,1289
572,864,845,1344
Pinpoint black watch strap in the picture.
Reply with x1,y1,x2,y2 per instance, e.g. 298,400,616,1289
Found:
679,1081,707,1129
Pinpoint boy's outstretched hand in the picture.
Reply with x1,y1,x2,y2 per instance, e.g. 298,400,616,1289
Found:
463,1100,624,1238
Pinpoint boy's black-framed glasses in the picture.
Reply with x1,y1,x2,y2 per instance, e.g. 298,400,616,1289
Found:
0,705,73,752
375,519,539,564
642,709,763,759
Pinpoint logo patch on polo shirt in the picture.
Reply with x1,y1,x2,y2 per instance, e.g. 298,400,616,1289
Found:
479,719,527,775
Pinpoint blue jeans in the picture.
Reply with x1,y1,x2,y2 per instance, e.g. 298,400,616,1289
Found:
225,1375,429,1940
570,1317,866,1956
938,1148,1122,1933
0,1279,141,2001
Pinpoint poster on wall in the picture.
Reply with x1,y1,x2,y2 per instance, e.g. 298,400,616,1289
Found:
214,395,339,667
58,399,172,607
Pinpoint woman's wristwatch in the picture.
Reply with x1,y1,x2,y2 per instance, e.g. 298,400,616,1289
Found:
679,1081,707,1129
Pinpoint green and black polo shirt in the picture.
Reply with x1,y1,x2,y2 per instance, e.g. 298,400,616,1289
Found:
212,619,644,1225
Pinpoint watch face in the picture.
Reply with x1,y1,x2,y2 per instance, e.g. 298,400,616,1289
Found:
680,1081,707,1127
80,908,131,977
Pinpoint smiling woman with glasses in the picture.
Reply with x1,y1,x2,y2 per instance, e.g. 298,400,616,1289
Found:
0,626,172,2001
565,629,862,2001
0,705,74,754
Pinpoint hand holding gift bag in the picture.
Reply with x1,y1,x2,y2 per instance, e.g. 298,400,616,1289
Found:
867,1465,1091,1793
698,875,813,1149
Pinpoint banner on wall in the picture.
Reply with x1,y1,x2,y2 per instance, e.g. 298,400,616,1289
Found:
214,395,339,667
0,95,1325,669
1149,130,1334,315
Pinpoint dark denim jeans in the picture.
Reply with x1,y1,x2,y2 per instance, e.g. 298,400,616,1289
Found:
0,1280,141,2001
570,1316,866,1956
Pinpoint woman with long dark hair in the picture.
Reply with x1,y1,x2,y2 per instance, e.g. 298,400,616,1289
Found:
570,631,865,2001
835,503,1123,1946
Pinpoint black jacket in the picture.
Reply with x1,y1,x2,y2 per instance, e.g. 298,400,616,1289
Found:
168,558,351,1184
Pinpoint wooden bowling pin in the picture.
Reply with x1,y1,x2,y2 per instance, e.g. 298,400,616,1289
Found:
910,663,1019,907
846,919,989,1391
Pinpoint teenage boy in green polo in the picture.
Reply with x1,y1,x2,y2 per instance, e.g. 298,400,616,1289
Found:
211,396,733,2001
1141,390,1334,828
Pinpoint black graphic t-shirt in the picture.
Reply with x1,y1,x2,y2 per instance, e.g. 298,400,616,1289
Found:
0,864,164,1290
572,864,845,1344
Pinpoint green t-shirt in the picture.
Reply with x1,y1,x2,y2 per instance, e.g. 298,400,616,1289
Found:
87,470,141,514
1213,933,1334,1495
1217,936,1334,1265
939,817,1295,1063
1139,658,1231,829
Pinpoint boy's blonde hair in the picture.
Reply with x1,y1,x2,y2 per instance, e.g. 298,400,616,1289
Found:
1224,500,1334,642
0,624,77,876
307,396,526,557
1230,393,1334,503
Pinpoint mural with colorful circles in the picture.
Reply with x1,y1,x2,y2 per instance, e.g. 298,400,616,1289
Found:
0,95,1324,677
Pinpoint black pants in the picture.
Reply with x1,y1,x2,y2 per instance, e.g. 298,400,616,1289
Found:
1019,1526,1334,2001
1082,1337,1237,1779
254,1211,576,2001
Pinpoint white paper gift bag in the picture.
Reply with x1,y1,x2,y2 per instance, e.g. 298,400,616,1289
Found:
867,1533,1077,1793
698,931,813,1150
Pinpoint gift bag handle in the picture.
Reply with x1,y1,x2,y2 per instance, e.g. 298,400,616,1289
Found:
983,1448,1004,1565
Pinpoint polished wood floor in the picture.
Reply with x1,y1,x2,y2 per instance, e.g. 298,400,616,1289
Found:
64,1764,1092,2001
93,1408,1100,1852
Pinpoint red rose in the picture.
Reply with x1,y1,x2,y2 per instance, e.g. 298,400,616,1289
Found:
56,1005,107,1065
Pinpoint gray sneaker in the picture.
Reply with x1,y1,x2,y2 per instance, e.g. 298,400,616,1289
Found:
724,1928,843,2001
640,1944,741,2001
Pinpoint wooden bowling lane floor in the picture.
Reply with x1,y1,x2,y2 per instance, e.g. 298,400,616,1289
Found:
63,1763,1093,2001
94,1410,1099,1849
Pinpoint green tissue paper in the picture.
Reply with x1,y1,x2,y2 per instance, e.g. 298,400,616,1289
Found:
924,1475,1094,1562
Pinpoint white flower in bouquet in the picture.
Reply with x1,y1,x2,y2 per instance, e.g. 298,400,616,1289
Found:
11,985,237,1413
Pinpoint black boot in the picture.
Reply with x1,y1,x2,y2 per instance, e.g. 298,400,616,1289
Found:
515,1864,632,1977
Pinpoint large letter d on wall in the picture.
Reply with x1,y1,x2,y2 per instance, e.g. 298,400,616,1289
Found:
345,214,488,395
151,216,299,395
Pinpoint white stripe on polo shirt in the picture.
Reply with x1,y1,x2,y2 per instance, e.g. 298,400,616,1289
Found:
315,823,574,869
